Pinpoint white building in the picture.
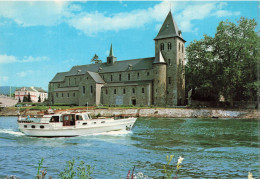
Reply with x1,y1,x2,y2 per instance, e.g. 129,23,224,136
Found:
15,87,48,103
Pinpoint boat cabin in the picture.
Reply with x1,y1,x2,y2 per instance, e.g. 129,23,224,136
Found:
49,113,92,126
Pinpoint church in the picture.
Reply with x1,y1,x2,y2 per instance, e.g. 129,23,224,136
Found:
48,11,186,106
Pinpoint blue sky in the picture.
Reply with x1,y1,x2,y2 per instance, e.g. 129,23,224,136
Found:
0,1,258,90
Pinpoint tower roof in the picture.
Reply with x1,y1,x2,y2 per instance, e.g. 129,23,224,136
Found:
154,11,185,41
153,50,166,64
109,43,114,56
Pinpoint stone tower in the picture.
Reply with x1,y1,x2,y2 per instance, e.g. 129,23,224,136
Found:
154,11,186,106
153,50,167,106
107,44,117,65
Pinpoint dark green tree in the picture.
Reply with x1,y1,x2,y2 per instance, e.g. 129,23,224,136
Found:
28,92,32,102
23,96,28,102
18,97,21,103
91,54,102,64
38,96,41,102
186,17,259,106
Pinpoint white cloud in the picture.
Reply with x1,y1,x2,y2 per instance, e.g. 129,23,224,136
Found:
0,1,72,27
0,54,49,64
0,76,9,83
214,10,240,17
17,70,33,78
0,1,241,35
176,3,217,32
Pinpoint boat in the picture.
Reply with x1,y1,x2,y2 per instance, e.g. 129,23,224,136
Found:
17,111,137,137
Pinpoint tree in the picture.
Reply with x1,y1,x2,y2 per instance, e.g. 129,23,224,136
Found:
186,17,259,106
38,96,41,102
23,95,28,102
28,92,32,102
91,54,102,64
18,97,21,103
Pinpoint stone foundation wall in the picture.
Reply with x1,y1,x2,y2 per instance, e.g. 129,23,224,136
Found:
1,107,259,119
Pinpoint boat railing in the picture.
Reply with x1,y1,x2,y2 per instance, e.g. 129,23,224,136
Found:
18,116,50,123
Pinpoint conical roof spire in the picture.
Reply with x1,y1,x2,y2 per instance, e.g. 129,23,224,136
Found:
154,11,185,41
109,43,114,57
153,50,166,64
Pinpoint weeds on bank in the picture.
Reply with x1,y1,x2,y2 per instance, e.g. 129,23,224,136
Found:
4,155,256,179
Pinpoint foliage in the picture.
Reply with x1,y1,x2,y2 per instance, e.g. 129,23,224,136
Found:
23,95,28,102
59,159,94,179
38,96,41,102
91,54,102,64
18,97,21,103
186,17,259,106
163,155,184,179
77,161,94,179
36,158,47,179
28,93,32,102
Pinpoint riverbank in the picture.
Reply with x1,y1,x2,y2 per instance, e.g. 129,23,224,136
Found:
0,106,259,119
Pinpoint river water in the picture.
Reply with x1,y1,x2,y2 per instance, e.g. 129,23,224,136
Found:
0,117,259,178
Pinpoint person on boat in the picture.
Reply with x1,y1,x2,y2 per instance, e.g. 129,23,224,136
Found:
47,107,54,114
26,115,30,120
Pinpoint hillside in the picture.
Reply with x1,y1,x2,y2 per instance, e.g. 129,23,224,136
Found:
0,86,20,96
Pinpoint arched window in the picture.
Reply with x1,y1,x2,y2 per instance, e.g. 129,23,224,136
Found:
128,73,130,80
132,88,135,94
168,42,172,50
168,59,171,65
179,43,181,51
160,43,164,51
182,44,184,53
114,89,116,94
90,86,93,93
106,89,108,94
119,74,121,81
123,88,126,94
111,75,113,81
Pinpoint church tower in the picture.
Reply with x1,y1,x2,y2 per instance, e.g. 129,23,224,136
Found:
154,11,186,106
153,50,167,106
107,44,117,65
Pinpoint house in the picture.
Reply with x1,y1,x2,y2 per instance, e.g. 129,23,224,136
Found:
15,87,48,103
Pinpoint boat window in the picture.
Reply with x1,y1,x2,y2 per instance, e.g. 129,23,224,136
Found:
40,125,44,129
50,116,59,122
82,123,87,125
84,114,90,120
101,121,105,123
31,125,35,128
92,122,96,124
76,115,83,120
24,125,27,128
64,115,69,121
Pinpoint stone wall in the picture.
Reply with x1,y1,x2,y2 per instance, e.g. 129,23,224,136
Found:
1,107,259,119
101,83,152,106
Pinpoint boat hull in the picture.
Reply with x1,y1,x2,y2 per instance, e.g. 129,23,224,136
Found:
18,118,136,137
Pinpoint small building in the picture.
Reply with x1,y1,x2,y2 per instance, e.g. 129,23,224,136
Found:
48,11,186,106
15,87,48,103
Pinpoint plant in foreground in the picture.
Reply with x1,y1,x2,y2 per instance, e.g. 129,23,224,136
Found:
58,159,94,179
36,158,49,179
163,155,184,179
248,172,255,179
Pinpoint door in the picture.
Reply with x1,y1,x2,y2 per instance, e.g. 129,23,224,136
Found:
63,115,70,126
132,99,136,106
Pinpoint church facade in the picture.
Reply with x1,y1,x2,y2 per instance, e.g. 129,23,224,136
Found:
48,11,186,106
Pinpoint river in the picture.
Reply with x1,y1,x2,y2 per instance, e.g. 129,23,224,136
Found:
0,117,259,178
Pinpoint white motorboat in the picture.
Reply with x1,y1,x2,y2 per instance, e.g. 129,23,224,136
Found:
17,111,137,137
